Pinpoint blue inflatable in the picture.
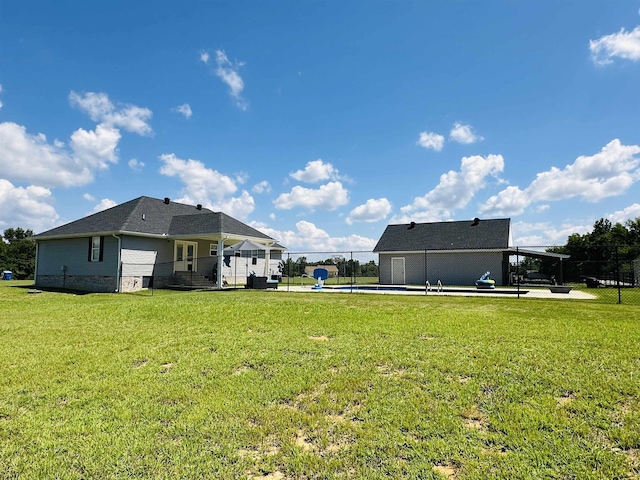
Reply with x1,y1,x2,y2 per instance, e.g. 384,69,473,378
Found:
475,271,495,289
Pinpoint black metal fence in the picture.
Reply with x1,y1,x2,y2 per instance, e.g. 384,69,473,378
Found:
278,247,639,305
125,246,639,305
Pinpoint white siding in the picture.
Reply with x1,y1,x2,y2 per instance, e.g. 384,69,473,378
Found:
121,249,157,276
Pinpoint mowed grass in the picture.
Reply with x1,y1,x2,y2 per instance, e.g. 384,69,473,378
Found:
0,282,639,479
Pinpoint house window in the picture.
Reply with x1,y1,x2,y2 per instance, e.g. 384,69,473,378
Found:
252,257,258,265
210,243,218,256
88,236,104,262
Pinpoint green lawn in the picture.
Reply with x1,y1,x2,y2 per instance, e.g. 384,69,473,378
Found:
1,281,639,479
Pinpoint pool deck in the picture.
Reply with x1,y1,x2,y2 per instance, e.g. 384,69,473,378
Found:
275,284,597,300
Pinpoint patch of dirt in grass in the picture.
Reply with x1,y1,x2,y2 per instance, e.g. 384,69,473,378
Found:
433,464,457,478
457,376,471,384
327,413,347,423
462,405,488,432
246,471,286,480
238,444,280,460
132,359,148,368
277,402,300,413
625,448,638,470
295,429,314,452
555,393,575,407
419,334,436,340
160,362,173,372
295,383,328,404
308,335,330,341
377,364,406,377
232,365,251,376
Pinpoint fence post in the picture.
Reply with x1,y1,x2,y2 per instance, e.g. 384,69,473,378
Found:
616,245,622,304
516,247,520,299
287,253,290,292
350,251,354,293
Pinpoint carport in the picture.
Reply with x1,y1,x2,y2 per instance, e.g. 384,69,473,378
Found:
502,248,571,285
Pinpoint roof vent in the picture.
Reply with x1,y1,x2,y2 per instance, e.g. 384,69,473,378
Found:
196,204,202,210
164,197,170,204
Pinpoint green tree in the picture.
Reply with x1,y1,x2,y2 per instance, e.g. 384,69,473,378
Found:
552,217,640,282
1,228,36,280
360,260,379,278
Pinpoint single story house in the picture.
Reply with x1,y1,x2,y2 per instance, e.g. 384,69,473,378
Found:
373,218,569,287
33,196,284,292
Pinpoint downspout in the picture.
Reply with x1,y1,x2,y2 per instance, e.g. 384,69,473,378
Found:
112,234,121,292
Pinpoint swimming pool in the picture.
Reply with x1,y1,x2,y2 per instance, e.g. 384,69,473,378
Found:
326,285,528,295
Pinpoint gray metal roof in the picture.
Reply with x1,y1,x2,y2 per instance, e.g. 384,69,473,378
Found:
34,196,274,241
504,248,570,260
373,218,511,252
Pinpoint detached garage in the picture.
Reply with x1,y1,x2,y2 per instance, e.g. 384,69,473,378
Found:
374,218,513,287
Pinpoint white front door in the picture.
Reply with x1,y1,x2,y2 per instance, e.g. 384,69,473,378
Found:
175,241,198,271
391,257,405,285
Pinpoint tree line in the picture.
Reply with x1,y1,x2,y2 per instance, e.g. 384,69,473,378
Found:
0,228,36,280
547,218,640,283
282,256,379,278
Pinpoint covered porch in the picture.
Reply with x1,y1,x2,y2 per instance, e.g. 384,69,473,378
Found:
169,235,283,289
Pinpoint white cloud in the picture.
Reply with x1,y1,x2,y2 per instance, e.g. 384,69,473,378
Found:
396,154,504,222
479,185,530,217
91,198,117,214
128,158,144,172
0,84,3,110
159,153,255,219
68,91,153,136
273,181,349,211
290,159,340,183
590,26,640,65
252,180,271,194
449,122,484,144
0,121,119,187
253,220,378,252
83,193,95,201
608,203,640,224
212,49,247,110
346,198,392,225
480,139,640,216
199,50,210,64
512,203,640,246
160,153,237,198
0,179,58,233
417,132,445,151
211,190,255,219
70,123,121,170
235,172,249,185
511,220,593,247
174,103,192,119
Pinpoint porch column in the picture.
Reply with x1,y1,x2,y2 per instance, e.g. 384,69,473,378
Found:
264,245,271,278
217,241,224,288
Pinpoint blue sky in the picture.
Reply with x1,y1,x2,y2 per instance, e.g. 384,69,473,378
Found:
1,1,640,251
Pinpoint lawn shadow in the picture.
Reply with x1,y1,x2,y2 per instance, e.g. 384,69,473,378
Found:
11,284,94,296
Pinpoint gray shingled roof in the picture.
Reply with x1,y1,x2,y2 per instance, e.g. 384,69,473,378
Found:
34,196,274,241
373,218,511,252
